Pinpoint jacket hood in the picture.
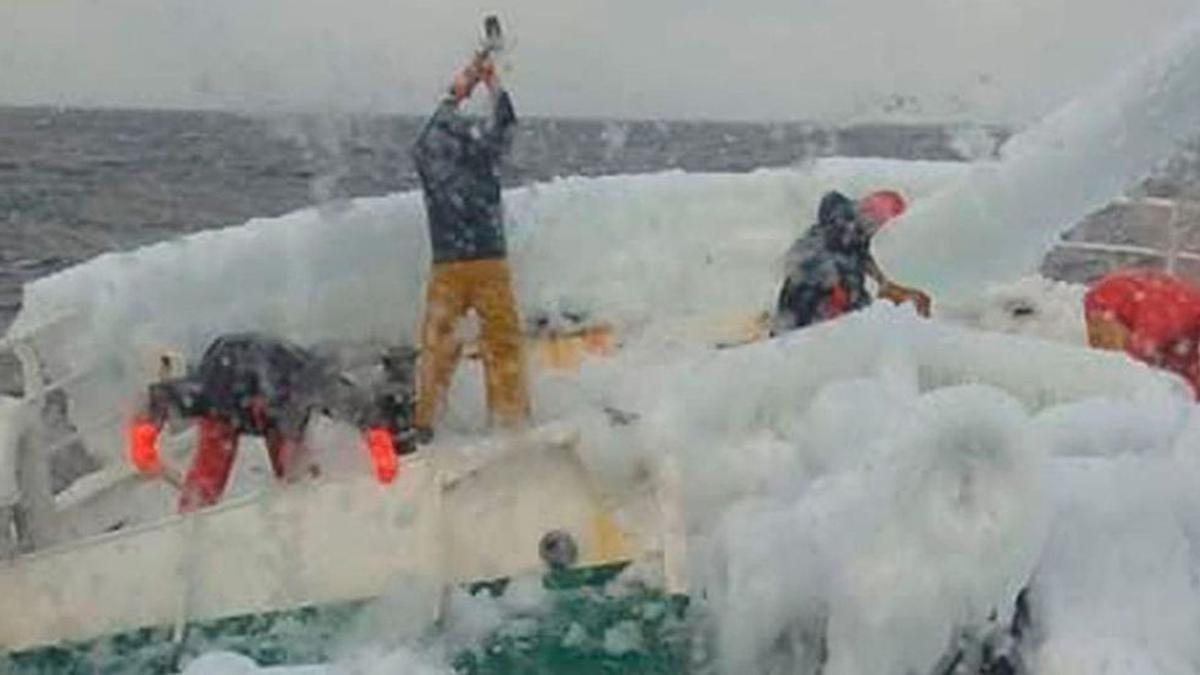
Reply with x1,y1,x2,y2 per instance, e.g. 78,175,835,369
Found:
817,191,857,226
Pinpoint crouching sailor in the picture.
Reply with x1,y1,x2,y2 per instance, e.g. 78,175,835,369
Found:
772,190,931,335
126,333,415,512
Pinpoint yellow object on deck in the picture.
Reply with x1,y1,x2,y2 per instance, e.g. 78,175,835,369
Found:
464,323,617,373
590,511,635,564
465,313,773,373
532,325,617,371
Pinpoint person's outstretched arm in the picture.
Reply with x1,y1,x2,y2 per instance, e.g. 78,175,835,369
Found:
866,256,932,317
412,59,484,170
477,61,517,162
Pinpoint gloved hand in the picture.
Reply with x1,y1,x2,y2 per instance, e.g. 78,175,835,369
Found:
478,58,498,91
128,418,163,474
879,282,932,317
450,67,479,103
450,55,498,102
365,427,400,484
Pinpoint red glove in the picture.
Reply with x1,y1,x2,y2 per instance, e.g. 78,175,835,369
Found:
450,68,477,103
365,428,399,484
450,57,498,102
478,59,498,91
879,282,933,317
128,419,162,475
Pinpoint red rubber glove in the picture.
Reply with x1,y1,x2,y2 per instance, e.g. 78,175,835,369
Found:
479,59,498,91
128,419,162,475
365,428,399,484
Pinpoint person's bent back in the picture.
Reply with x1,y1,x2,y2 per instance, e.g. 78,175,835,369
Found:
128,333,408,512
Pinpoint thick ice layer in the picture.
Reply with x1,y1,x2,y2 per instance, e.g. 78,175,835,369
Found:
164,310,1200,674
939,276,1088,345
0,396,22,508
556,310,1187,673
175,573,555,674
1033,449,1200,673
874,10,1200,300
699,384,1047,675
5,158,969,465
9,137,1200,673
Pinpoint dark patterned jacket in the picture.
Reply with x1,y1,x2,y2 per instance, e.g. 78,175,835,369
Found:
773,191,877,334
412,91,517,263
147,333,414,441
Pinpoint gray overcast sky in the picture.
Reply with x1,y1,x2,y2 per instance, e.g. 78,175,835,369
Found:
0,0,1196,123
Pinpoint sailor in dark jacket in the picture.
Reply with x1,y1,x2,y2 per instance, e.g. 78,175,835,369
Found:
413,74,515,264
410,54,529,440
772,191,931,334
128,333,415,512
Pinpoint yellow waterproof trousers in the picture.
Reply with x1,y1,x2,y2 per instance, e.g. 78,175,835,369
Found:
415,259,531,431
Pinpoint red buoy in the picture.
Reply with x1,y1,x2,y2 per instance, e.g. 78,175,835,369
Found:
1085,268,1200,396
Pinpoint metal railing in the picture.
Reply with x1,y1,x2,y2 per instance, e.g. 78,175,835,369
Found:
1053,196,1200,275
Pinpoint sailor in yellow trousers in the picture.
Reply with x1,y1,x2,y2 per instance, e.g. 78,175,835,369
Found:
410,50,529,443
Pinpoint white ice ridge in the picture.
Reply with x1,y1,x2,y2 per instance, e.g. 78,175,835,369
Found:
5,159,968,465
873,9,1200,301
562,310,1196,675
174,309,1200,675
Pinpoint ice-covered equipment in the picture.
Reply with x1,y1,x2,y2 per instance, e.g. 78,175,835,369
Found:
3,159,969,472
874,11,1200,301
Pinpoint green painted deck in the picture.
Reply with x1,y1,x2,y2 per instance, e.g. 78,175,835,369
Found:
2,563,694,674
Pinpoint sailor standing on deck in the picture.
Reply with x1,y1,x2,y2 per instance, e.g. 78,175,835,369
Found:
410,26,530,443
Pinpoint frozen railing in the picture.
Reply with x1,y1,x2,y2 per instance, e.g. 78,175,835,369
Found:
0,311,143,553
1053,196,1200,276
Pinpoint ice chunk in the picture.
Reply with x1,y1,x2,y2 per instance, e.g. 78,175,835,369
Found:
703,385,1047,675
602,620,645,656
939,276,1088,345
179,652,260,675
5,160,969,467
875,11,1200,300
1033,453,1200,674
